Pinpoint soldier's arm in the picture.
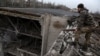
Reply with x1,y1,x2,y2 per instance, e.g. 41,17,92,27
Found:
80,9,88,17
67,16,79,25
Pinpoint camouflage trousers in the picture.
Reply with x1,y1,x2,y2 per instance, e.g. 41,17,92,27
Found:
74,26,92,49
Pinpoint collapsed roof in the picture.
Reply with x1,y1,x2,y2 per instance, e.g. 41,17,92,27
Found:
0,7,79,18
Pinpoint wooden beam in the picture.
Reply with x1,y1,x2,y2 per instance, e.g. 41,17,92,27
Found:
17,48,38,56
5,16,19,34
0,10,41,21
0,8,41,17
0,28,41,39
0,31,4,56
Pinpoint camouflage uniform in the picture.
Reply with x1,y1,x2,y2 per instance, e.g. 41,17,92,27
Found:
75,8,96,50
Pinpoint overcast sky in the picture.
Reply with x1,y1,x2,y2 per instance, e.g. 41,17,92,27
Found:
38,0,100,12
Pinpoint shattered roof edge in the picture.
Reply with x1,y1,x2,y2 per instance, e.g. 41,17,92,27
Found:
0,8,41,17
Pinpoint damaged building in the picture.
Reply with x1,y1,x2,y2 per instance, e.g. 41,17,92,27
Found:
0,7,72,56
0,7,100,56
0,8,42,56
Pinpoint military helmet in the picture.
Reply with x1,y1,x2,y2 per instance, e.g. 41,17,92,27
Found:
77,3,84,8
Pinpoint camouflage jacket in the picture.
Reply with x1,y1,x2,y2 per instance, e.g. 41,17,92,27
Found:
76,8,96,28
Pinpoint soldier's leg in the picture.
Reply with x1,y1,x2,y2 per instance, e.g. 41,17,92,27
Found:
81,27,91,45
84,32,92,50
74,30,81,43
85,32,91,45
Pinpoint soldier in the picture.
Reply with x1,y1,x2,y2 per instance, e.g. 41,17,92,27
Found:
74,3,97,51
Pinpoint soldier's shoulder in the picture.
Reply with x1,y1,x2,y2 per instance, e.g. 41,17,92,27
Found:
80,8,89,15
